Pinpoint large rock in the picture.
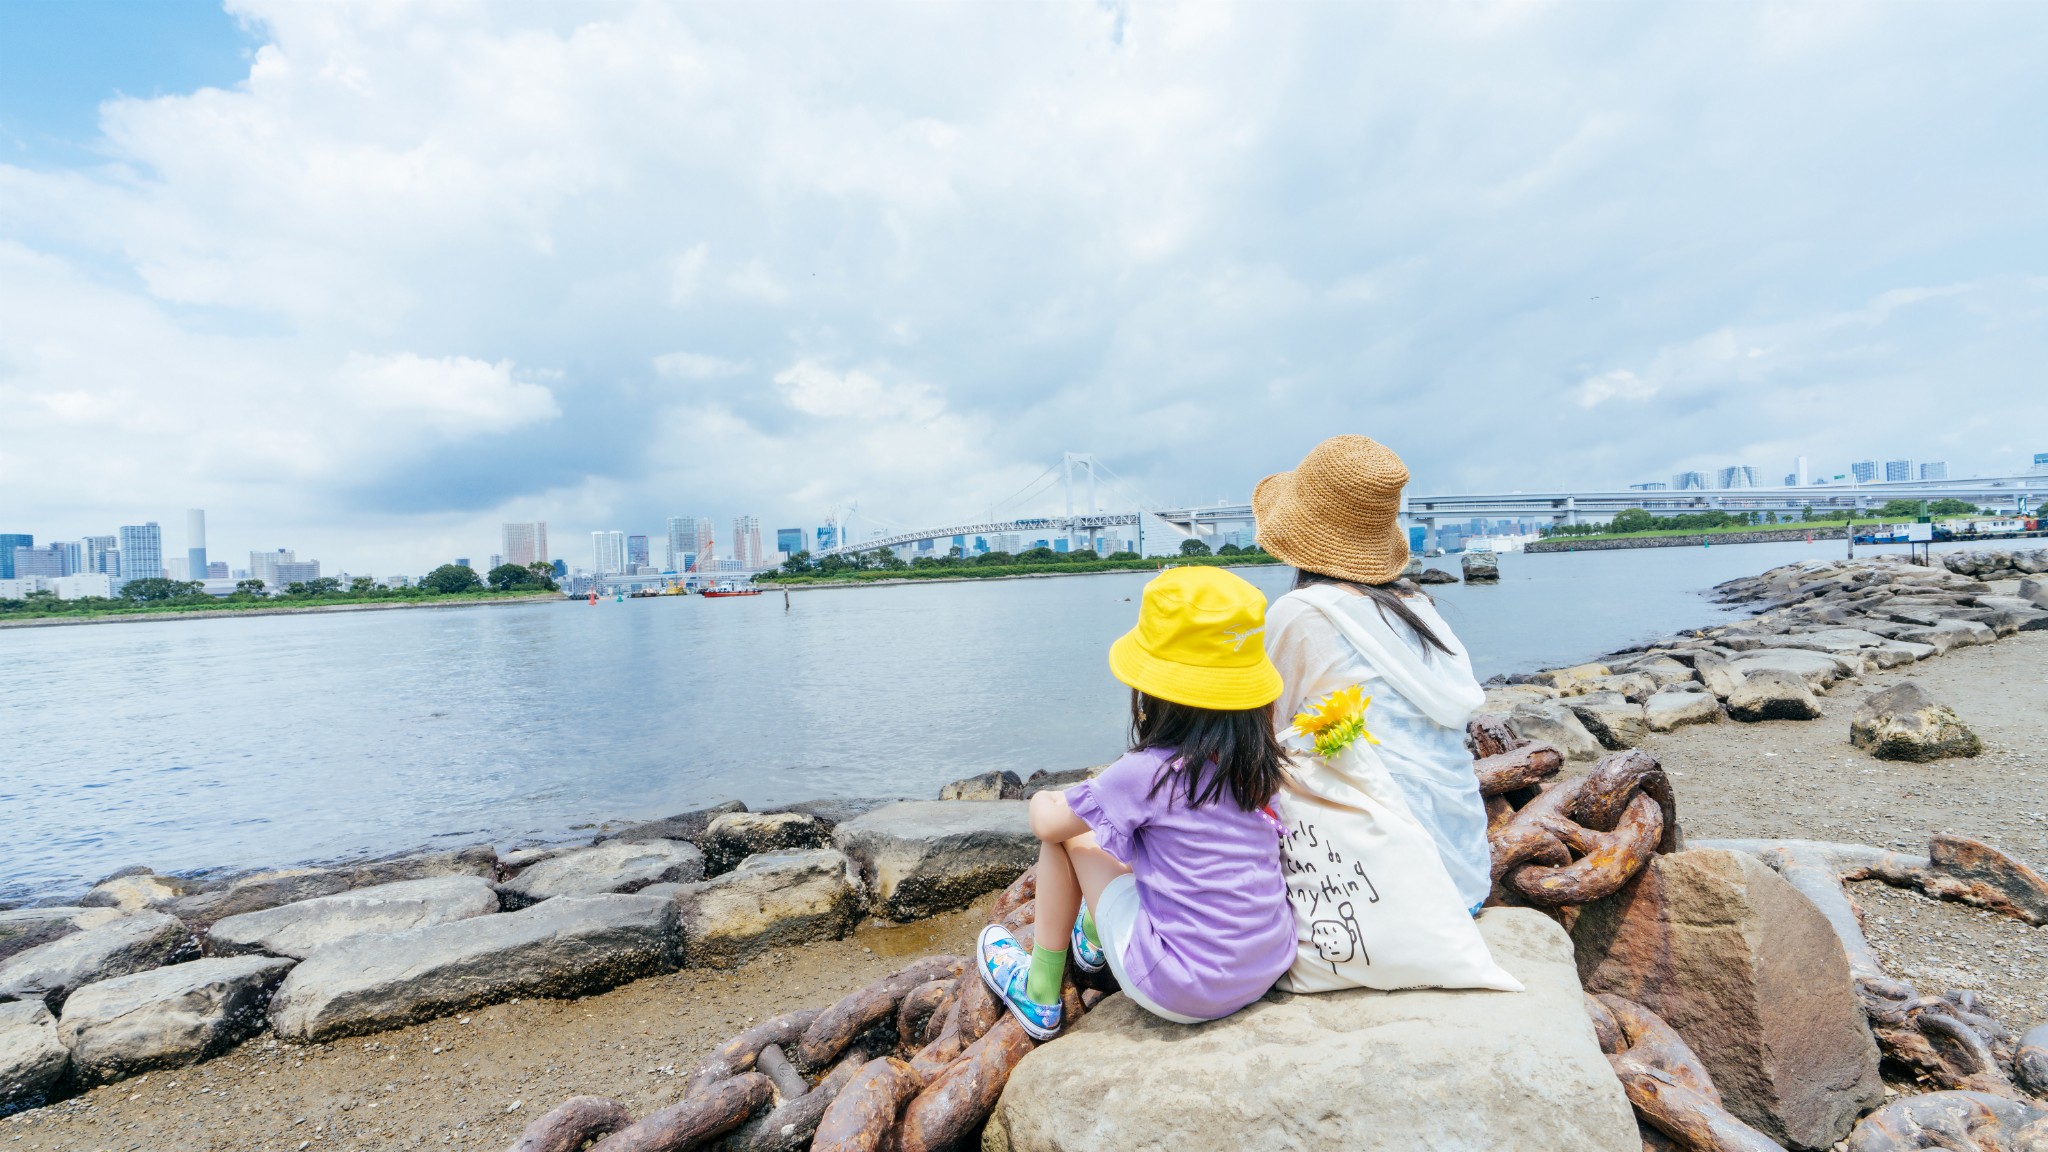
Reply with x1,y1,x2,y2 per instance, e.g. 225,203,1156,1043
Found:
497,840,704,909
937,771,1023,802
1562,672,1659,703
1461,551,1501,583
1532,662,1610,691
2020,577,2048,610
0,906,127,964
80,869,208,912
989,908,1636,1152
207,876,499,960
57,955,296,1084
762,797,903,830
169,846,498,925
673,850,862,969
1565,693,1648,750
832,800,1037,921
1850,681,1982,761
1505,701,1605,763
1889,618,1994,654
1707,649,1858,697
603,800,748,845
699,812,833,877
1573,849,1882,1149
1644,687,1725,733
1415,566,1459,585
1724,669,1822,723
0,912,195,1010
269,893,677,1041
0,1001,68,1112
1021,767,1098,799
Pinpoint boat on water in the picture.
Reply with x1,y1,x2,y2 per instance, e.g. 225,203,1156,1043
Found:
701,583,762,598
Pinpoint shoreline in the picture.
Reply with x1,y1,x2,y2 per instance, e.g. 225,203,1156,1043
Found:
769,559,1283,591
1525,526,1849,552
0,592,566,630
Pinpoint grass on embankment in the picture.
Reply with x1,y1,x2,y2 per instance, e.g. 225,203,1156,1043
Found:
756,553,1285,586
1536,520,1854,544
0,588,562,624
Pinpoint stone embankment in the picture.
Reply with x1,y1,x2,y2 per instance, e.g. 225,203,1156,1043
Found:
6,546,2048,1150
1526,527,1852,554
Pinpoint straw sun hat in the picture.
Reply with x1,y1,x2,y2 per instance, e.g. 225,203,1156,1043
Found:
1254,434,1411,586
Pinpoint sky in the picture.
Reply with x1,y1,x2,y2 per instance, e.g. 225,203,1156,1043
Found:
2,1,2045,575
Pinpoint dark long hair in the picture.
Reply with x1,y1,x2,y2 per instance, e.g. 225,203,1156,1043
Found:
1130,690,1287,812
1294,568,1453,656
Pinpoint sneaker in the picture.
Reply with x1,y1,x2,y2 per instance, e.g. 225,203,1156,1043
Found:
977,924,1063,1040
1070,904,1106,974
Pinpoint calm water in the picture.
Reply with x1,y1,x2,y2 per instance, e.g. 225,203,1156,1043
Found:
0,537,1933,901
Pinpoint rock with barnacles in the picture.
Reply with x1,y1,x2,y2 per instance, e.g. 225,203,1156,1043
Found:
1724,669,1822,723
1850,681,1981,761
1461,551,1500,583
832,801,1036,921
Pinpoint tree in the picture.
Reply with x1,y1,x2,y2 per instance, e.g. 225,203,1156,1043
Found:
1217,542,1242,555
1015,546,1060,564
1067,549,1099,562
524,561,559,590
120,577,203,603
976,551,1014,566
349,575,377,594
1927,498,1980,516
1609,508,1657,533
1179,539,1213,557
1106,550,1141,561
1802,505,1815,522
236,579,266,595
423,564,482,594
780,551,815,576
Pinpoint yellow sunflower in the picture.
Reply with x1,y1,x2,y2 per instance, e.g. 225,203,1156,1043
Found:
1292,684,1380,759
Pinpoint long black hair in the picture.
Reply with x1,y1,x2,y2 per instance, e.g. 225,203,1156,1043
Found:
1294,568,1452,657
1130,690,1287,812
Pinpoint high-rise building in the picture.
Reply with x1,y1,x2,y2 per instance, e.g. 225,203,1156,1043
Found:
275,560,320,585
1850,460,1878,484
206,561,229,578
626,535,650,570
12,545,66,578
1673,471,1708,491
1794,456,1809,488
1629,482,1668,491
117,523,163,582
1715,466,1761,489
1919,462,1948,481
591,530,627,575
488,554,503,571
776,528,804,556
2031,452,2048,474
1884,459,1913,483
732,517,764,570
815,524,840,552
0,534,30,579
502,521,549,568
665,516,715,572
249,549,292,587
80,536,117,574
185,509,207,587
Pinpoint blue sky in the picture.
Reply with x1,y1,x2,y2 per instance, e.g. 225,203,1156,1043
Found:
1,2,2044,574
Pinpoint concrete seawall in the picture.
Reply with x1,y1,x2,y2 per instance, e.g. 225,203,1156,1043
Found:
1525,527,1849,554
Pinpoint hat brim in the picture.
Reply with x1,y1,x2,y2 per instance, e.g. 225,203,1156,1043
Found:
1253,467,1411,585
1108,628,1283,712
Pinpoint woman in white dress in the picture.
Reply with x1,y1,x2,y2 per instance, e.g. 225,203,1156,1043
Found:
1254,434,1494,912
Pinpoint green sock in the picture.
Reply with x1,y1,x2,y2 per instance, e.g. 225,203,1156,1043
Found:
1026,944,1067,1006
1080,907,1100,949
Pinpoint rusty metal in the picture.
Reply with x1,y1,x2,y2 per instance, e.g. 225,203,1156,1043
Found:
510,1095,634,1152
1843,1091,2048,1152
1485,748,1677,908
1589,994,1785,1152
1472,742,1563,798
796,957,965,1070
810,1058,925,1152
588,1072,773,1152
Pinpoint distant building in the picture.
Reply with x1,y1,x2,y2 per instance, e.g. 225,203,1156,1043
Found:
815,524,839,552
2031,452,2048,474
1794,456,1810,488
275,560,321,585
732,516,764,570
0,577,48,598
1629,482,1668,491
1715,466,1762,489
12,545,67,578
167,558,190,581
626,536,650,570
51,573,113,600
186,509,207,588
591,531,626,575
488,554,503,571
1850,460,1878,484
249,549,294,588
80,536,117,574
0,534,31,579
1919,461,1948,481
117,523,164,582
207,561,228,578
502,521,549,568
776,528,804,556
666,516,714,572
1673,472,1708,491
1884,459,1914,483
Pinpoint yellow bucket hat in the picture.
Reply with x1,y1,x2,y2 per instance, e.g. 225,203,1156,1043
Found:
1108,567,1284,711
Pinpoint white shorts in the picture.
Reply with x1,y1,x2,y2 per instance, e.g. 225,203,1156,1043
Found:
1092,873,1206,1025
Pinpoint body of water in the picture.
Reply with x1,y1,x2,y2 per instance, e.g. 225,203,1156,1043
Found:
0,537,1976,901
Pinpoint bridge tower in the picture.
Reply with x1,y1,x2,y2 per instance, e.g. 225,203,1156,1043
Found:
1064,452,1099,553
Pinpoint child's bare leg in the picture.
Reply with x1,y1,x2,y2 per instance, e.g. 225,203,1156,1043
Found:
1066,832,1133,914
1033,836,1083,952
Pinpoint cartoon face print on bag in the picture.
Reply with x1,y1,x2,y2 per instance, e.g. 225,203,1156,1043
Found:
1309,900,1368,974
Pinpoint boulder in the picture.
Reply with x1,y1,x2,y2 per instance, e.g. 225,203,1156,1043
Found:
80,869,208,912
1532,662,1610,691
1850,681,1982,762
1726,648,1859,693
1401,556,1425,579
1643,688,1725,733
1461,551,1500,583
989,908,1637,1152
269,893,676,1041
0,912,195,1010
1561,672,1658,703
168,846,498,926
603,800,748,845
0,1001,68,1112
497,841,704,909
1415,566,1459,585
1565,693,1649,751
57,955,296,1084
1623,657,1700,691
0,906,127,964
1021,767,1097,799
673,850,863,969
1870,638,1937,666
1724,670,1822,723
206,876,500,960
1573,849,1882,1149
761,797,902,830
832,800,1037,921
2020,577,2048,610
1505,701,1605,763
699,812,833,878
937,771,1023,802
1890,618,1995,654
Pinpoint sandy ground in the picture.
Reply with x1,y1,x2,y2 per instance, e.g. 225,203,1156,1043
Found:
10,610,2047,1148
2,904,991,1151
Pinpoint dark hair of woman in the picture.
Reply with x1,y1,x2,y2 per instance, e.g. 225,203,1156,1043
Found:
1293,568,1453,656
1129,689,1288,812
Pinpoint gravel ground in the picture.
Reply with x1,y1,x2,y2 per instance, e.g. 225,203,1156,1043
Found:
2,902,989,1151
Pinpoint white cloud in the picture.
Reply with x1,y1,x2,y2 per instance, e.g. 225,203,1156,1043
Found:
653,351,750,380
343,354,559,437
